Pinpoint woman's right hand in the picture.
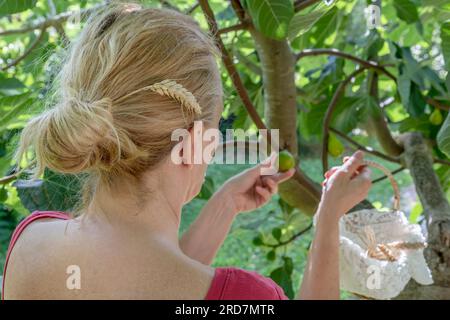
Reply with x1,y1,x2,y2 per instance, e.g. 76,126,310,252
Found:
318,151,372,221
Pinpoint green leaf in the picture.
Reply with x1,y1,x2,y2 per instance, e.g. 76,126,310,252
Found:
441,21,450,71
245,0,294,40
269,257,294,299
197,176,215,200
394,0,419,24
288,0,338,40
437,113,450,157
267,250,276,261
0,75,26,96
14,170,82,213
272,227,282,240
398,72,411,110
409,202,423,224
252,234,263,246
0,93,33,131
0,0,36,14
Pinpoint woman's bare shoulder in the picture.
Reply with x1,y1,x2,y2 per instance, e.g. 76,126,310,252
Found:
3,218,76,299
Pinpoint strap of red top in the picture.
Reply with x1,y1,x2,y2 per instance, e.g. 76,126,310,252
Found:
1,211,70,300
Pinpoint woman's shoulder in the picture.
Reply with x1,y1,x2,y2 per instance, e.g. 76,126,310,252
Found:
2,211,72,299
205,267,288,300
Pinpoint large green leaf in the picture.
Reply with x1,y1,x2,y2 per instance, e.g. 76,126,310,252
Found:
437,113,450,157
14,170,82,213
0,93,33,132
288,0,338,40
0,75,26,96
269,257,294,299
0,0,36,15
394,0,420,24
245,0,294,40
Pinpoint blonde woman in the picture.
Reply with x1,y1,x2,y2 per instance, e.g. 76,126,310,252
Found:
2,3,371,300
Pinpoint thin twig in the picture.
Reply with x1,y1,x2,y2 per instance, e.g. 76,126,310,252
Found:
296,49,396,81
1,28,46,71
217,22,248,35
294,0,321,12
199,0,266,131
159,0,179,11
233,50,262,76
0,4,104,36
230,0,247,23
434,158,450,166
322,67,368,173
186,2,199,14
262,223,313,248
427,97,450,111
329,127,401,164
372,167,406,183
0,173,19,185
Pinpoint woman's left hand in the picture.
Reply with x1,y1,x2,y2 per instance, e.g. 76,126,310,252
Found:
219,154,295,214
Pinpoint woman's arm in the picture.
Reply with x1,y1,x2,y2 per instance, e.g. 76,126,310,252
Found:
297,204,340,299
297,151,372,299
180,156,294,265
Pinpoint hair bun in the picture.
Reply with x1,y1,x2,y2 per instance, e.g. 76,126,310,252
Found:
17,96,146,177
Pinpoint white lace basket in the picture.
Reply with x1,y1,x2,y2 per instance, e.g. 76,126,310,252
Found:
331,161,432,299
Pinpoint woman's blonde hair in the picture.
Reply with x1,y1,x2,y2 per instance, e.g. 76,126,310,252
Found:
15,2,222,209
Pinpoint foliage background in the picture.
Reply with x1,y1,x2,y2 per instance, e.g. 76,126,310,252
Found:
0,0,449,299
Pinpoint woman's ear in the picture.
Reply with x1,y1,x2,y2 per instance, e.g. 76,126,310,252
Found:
170,128,193,169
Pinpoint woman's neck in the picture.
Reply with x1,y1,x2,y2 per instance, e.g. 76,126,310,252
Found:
84,175,184,248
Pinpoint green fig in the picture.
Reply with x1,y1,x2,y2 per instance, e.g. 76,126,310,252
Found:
278,150,295,172
429,109,443,126
328,133,344,157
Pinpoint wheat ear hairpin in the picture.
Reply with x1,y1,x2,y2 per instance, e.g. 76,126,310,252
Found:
120,80,202,115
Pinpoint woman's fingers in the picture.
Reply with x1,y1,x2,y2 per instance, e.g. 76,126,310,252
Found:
350,167,372,194
263,178,278,194
340,151,364,177
324,166,340,179
255,185,272,202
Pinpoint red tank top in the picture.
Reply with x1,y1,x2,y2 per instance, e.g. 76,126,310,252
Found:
1,211,288,300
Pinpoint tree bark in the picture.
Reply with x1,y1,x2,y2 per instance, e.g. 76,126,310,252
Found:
396,132,450,299
249,29,322,215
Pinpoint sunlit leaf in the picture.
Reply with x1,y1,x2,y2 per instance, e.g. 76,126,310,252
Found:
437,113,450,157
244,0,294,40
0,0,36,15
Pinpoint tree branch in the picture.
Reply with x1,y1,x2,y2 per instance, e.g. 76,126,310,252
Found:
296,48,396,81
0,4,104,37
427,97,450,111
262,223,313,248
321,67,368,173
329,127,401,164
186,2,199,14
217,22,248,35
294,0,321,12
1,28,46,71
199,0,267,131
434,158,450,166
367,70,404,156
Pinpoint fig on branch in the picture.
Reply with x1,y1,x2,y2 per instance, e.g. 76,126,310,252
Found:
278,150,295,172
429,109,443,126
328,133,344,157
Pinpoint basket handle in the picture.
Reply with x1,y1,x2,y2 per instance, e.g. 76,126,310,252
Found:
363,160,400,211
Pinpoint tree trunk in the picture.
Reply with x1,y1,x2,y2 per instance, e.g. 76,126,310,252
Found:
249,29,322,215
396,132,450,299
